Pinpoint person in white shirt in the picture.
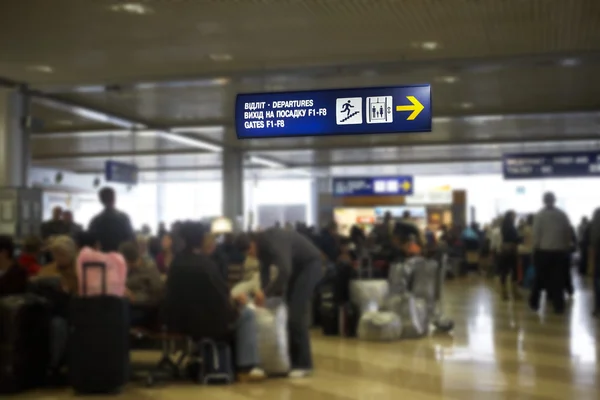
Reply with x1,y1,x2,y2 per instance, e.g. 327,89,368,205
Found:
530,192,572,314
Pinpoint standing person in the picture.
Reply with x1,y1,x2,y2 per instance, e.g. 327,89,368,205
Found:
87,187,135,252
518,214,535,283
578,217,591,276
62,210,83,238
589,207,600,317
156,233,174,275
499,211,521,301
530,192,572,314
41,206,68,241
235,228,323,378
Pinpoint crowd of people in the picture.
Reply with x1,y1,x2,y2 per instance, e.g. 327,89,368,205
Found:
0,187,330,384
1,186,598,388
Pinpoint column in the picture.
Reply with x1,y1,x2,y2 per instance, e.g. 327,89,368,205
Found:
312,176,334,228
0,87,29,187
222,149,244,228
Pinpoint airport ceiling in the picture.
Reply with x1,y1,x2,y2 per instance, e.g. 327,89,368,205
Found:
1,0,600,179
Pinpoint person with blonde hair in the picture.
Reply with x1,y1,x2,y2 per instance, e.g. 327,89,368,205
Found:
40,235,78,294
37,235,79,379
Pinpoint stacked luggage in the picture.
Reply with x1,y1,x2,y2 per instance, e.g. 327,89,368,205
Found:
349,256,454,342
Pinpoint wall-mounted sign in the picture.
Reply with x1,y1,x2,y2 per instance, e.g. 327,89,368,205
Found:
503,151,600,179
236,84,431,139
405,191,452,205
104,161,138,185
332,176,414,197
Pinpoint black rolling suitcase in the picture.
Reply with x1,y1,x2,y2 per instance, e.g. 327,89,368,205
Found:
0,294,51,394
69,262,130,394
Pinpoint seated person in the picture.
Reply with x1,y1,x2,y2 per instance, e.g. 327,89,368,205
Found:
0,235,28,297
164,221,265,381
18,235,43,277
118,241,164,327
37,235,79,378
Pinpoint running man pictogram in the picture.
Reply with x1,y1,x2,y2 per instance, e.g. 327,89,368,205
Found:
335,97,363,125
340,100,354,117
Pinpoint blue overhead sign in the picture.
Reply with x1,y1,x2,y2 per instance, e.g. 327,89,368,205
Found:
104,161,139,185
332,176,414,197
503,151,600,179
235,84,431,139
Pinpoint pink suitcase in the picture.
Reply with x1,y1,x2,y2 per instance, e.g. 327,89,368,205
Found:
76,247,127,297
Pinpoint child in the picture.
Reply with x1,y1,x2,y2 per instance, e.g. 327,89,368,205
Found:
230,255,264,305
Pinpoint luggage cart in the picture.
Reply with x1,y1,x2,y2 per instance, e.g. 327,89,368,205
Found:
431,254,454,333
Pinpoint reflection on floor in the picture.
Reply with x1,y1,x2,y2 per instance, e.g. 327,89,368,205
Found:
20,277,599,400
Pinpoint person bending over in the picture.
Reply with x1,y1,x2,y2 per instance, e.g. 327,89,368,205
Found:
235,227,323,378
164,221,265,381
119,241,164,327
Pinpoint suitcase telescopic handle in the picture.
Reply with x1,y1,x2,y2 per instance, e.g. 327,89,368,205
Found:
81,261,107,295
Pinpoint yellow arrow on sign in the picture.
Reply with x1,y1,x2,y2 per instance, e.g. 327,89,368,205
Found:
402,180,412,192
396,96,425,120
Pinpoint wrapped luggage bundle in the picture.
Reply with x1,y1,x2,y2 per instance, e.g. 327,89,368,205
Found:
412,259,439,315
254,298,290,375
349,280,389,313
357,311,402,342
386,294,429,339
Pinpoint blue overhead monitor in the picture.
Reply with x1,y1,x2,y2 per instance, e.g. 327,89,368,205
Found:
104,160,139,185
503,151,600,179
235,84,431,139
332,176,414,197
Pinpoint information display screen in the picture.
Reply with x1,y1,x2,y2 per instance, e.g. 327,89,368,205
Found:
104,160,139,185
236,85,431,139
503,151,600,179
332,176,414,197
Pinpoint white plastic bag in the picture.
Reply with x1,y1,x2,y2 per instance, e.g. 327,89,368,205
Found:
254,298,290,375
349,280,389,313
357,311,402,341
412,259,438,316
387,294,429,339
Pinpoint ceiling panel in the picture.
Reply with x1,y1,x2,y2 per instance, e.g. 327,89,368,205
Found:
50,60,600,129
257,140,600,166
30,101,115,132
31,131,198,156
1,0,600,85
33,152,223,173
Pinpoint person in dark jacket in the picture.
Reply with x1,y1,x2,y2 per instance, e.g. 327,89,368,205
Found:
319,221,340,265
235,227,323,378
88,187,136,252
499,210,521,301
62,210,83,238
164,221,265,381
41,206,68,240
0,235,27,297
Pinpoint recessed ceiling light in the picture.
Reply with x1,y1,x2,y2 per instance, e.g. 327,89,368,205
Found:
55,120,74,126
560,58,580,67
209,53,233,62
109,2,154,15
27,65,53,73
459,102,474,109
436,76,458,84
412,41,439,51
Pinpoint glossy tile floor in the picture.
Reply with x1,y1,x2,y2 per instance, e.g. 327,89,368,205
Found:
21,275,599,400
